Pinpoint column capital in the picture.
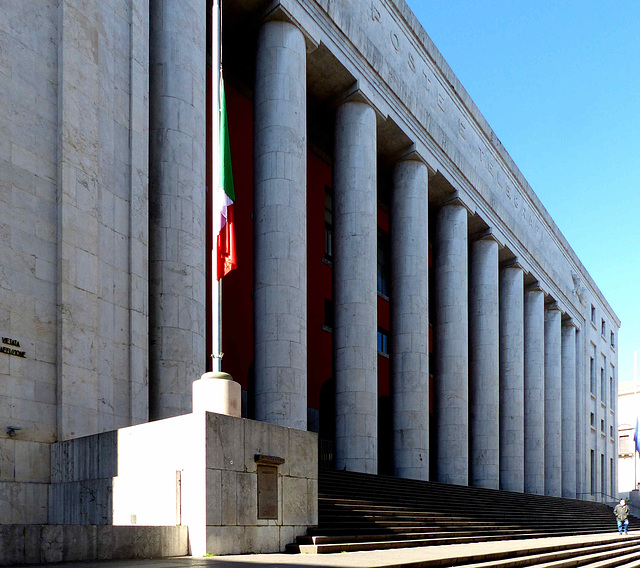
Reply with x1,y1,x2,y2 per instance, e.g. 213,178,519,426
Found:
262,2,320,53
500,258,524,271
442,194,474,215
471,228,501,245
394,145,434,173
333,82,386,121
562,316,578,329
546,301,562,312
526,281,544,293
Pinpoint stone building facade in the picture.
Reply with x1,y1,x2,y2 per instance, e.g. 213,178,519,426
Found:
0,0,620,533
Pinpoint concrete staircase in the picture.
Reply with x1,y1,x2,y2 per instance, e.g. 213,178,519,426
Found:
288,469,639,560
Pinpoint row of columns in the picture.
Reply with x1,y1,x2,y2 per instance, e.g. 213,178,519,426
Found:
252,18,580,496
435,201,579,496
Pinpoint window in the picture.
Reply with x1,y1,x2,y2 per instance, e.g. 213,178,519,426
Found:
601,318,606,336
590,450,595,494
620,435,630,455
611,458,615,497
590,357,596,394
600,418,605,434
377,232,389,297
591,304,596,324
377,327,389,355
610,425,614,439
611,331,615,348
600,454,605,497
610,376,614,409
323,298,333,331
600,364,606,403
590,412,595,428
610,366,616,408
324,187,332,261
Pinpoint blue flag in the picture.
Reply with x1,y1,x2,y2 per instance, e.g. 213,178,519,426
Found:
635,418,640,455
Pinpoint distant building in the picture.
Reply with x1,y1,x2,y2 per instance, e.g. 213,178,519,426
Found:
0,0,620,544
618,379,640,495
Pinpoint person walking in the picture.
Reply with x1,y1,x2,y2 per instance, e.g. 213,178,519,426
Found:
614,499,630,535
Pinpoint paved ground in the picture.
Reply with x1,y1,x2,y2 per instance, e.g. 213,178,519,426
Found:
17,531,632,568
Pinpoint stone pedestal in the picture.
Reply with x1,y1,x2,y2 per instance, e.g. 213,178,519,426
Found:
192,372,241,417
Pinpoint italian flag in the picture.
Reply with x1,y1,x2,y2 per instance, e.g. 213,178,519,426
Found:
215,80,236,280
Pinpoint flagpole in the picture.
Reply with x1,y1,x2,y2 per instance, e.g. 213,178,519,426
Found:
211,0,222,371
635,351,638,489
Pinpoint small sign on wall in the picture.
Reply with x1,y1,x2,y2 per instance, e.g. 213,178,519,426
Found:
1,337,26,358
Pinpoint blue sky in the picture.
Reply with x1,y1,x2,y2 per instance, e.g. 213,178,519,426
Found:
405,0,640,383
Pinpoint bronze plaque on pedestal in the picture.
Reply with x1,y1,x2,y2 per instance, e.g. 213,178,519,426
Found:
257,465,278,519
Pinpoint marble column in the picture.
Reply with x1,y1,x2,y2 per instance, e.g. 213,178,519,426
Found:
253,20,307,429
468,234,499,489
390,158,429,481
561,321,577,498
523,285,545,495
575,328,586,498
149,0,207,419
333,99,378,473
544,304,562,496
499,263,525,492
434,201,468,485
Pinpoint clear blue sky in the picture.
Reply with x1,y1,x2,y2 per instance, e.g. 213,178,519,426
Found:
405,0,640,383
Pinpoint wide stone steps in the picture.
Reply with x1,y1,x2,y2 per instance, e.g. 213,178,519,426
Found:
289,470,638,555
453,538,640,568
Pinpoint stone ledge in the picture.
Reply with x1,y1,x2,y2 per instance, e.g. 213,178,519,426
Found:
0,524,188,566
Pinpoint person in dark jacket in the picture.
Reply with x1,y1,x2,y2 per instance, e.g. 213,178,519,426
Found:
614,499,630,535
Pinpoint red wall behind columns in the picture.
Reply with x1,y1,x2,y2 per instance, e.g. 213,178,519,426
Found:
306,152,333,410
213,85,392,424
217,83,254,391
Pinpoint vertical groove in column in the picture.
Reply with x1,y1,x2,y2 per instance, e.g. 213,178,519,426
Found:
544,305,562,496
499,265,525,492
149,0,207,420
562,322,577,498
434,202,468,485
468,236,499,489
390,159,429,481
333,100,377,474
253,20,307,430
524,287,545,495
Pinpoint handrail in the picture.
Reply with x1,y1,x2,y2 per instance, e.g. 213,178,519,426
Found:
577,491,620,504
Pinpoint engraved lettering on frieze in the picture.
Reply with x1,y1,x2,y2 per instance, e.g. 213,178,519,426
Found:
514,193,519,209
371,3,381,22
506,185,511,199
478,146,484,163
488,161,494,177
1,337,26,358
408,52,416,73
390,32,400,51
459,120,467,140
437,92,445,112
422,71,432,92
